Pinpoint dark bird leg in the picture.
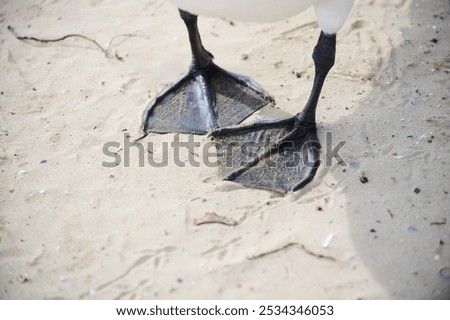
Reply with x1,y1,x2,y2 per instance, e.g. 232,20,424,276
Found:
142,10,274,135
211,32,336,193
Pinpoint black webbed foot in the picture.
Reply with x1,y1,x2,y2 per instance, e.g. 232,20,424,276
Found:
211,114,320,193
210,32,336,193
142,63,274,135
142,10,273,135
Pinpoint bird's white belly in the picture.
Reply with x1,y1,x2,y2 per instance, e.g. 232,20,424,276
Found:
168,0,354,34
167,0,318,22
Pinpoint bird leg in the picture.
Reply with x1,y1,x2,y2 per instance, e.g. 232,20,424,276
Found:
294,31,336,131
179,10,214,70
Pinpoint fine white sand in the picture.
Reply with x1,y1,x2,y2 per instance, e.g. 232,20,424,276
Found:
1,0,449,299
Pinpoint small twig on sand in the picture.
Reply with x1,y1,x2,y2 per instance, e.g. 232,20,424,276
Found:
299,244,337,262
249,242,337,262
7,25,127,61
248,242,299,260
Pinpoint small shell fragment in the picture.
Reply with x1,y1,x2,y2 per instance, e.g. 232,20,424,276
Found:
439,267,450,281
194,212,237,227
322,233,335,248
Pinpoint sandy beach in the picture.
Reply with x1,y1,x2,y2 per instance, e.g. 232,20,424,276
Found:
1,0,449,299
